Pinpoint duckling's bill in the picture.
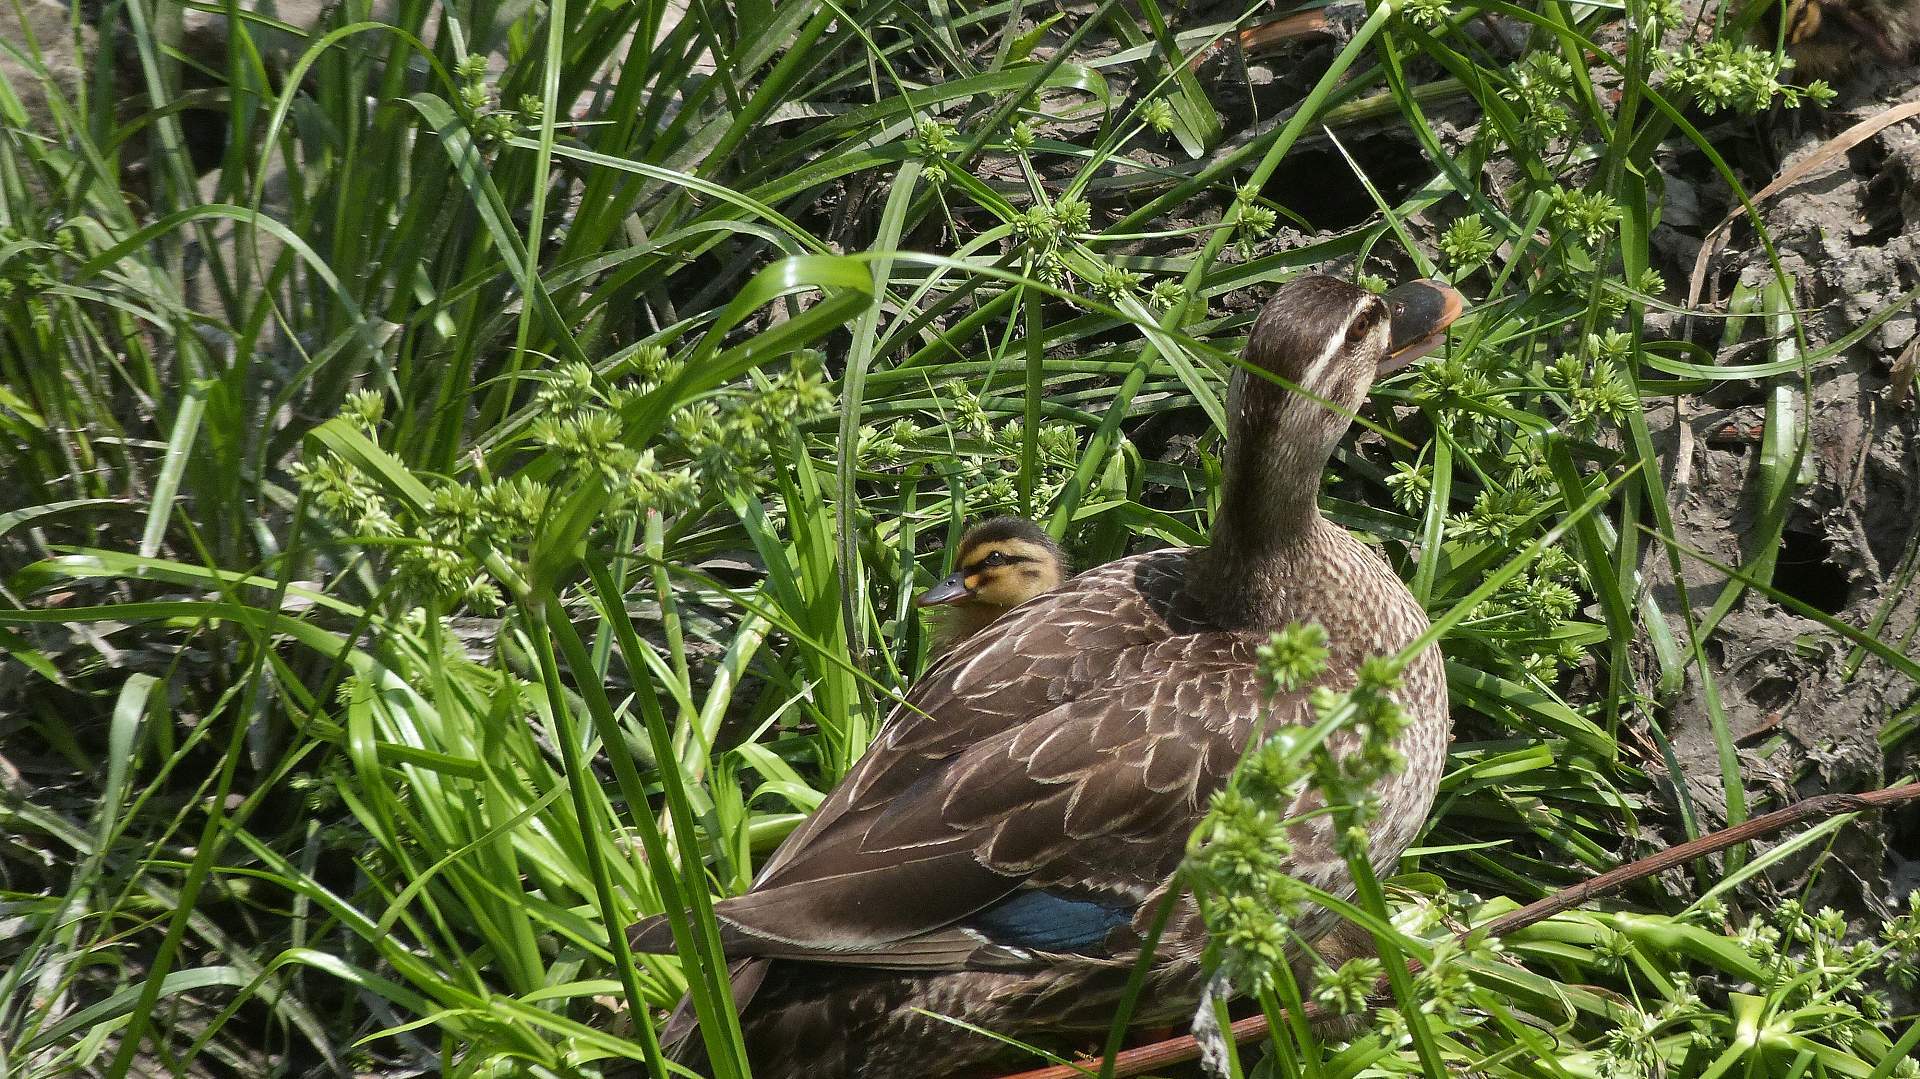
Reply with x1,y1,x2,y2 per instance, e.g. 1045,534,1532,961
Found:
916,572,973,607
1380,280,1465,374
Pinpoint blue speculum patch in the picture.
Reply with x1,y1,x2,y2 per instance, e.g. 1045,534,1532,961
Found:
970,889,1134,952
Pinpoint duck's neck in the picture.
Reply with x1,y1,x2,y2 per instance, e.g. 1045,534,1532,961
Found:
1192,379,1336,620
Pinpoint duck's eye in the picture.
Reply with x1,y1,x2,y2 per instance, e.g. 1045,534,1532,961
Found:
982,551,1008,568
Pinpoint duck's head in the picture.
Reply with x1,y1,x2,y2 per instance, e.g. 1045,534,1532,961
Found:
1234,275,1462,466
916,517,1069,615
1215,276,1462,550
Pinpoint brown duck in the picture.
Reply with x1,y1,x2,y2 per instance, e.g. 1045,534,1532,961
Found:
920,515,1383,992
916,517,1072,650
630,275,1465,1078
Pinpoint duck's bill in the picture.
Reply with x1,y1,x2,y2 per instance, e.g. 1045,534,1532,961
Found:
916,573,973,607
1380,280,1465,375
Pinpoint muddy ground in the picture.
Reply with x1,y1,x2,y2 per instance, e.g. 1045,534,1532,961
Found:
1638,71,1920,918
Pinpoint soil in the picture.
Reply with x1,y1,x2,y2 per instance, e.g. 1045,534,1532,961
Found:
1639,72,1920,923
1521,22,1902,896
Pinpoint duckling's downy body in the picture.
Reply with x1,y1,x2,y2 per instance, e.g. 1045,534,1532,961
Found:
916,517,1071,649
631,276,1463,1079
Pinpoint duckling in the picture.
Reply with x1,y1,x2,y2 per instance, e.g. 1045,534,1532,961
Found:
915,517,1071,650
630,275,1465,1079
1766,0,1919,80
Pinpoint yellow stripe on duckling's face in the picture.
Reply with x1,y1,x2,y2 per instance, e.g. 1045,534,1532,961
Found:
1784,0,1823,44
953,537,1068,609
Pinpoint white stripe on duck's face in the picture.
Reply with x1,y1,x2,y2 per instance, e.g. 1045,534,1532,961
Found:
1288,301,1369,397
1240,282,1394,454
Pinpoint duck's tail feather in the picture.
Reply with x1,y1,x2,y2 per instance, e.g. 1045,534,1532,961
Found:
660,957,770,1059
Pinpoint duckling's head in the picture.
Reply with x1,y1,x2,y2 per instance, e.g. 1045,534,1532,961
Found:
916,517,1069,616
1765,0,1918,81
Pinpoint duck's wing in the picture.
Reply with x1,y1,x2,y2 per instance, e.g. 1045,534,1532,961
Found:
630,551,1317,970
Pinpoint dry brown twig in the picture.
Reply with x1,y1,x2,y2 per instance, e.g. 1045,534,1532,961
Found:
997,781,1920,1079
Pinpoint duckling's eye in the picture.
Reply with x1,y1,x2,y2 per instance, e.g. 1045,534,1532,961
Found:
982,551,1008,568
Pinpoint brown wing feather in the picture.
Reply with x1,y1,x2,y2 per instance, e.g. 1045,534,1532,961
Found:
671,550,1312,967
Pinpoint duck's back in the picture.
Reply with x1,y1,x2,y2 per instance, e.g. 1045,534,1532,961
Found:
727,550,1263,953
651,540,1445,1077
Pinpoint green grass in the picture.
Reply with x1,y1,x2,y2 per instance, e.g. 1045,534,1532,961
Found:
1,0,1916,1075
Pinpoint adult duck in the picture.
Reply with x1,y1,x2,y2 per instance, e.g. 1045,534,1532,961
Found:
630,275,1464,1078
918,514,1378,999
916,517,1071,651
